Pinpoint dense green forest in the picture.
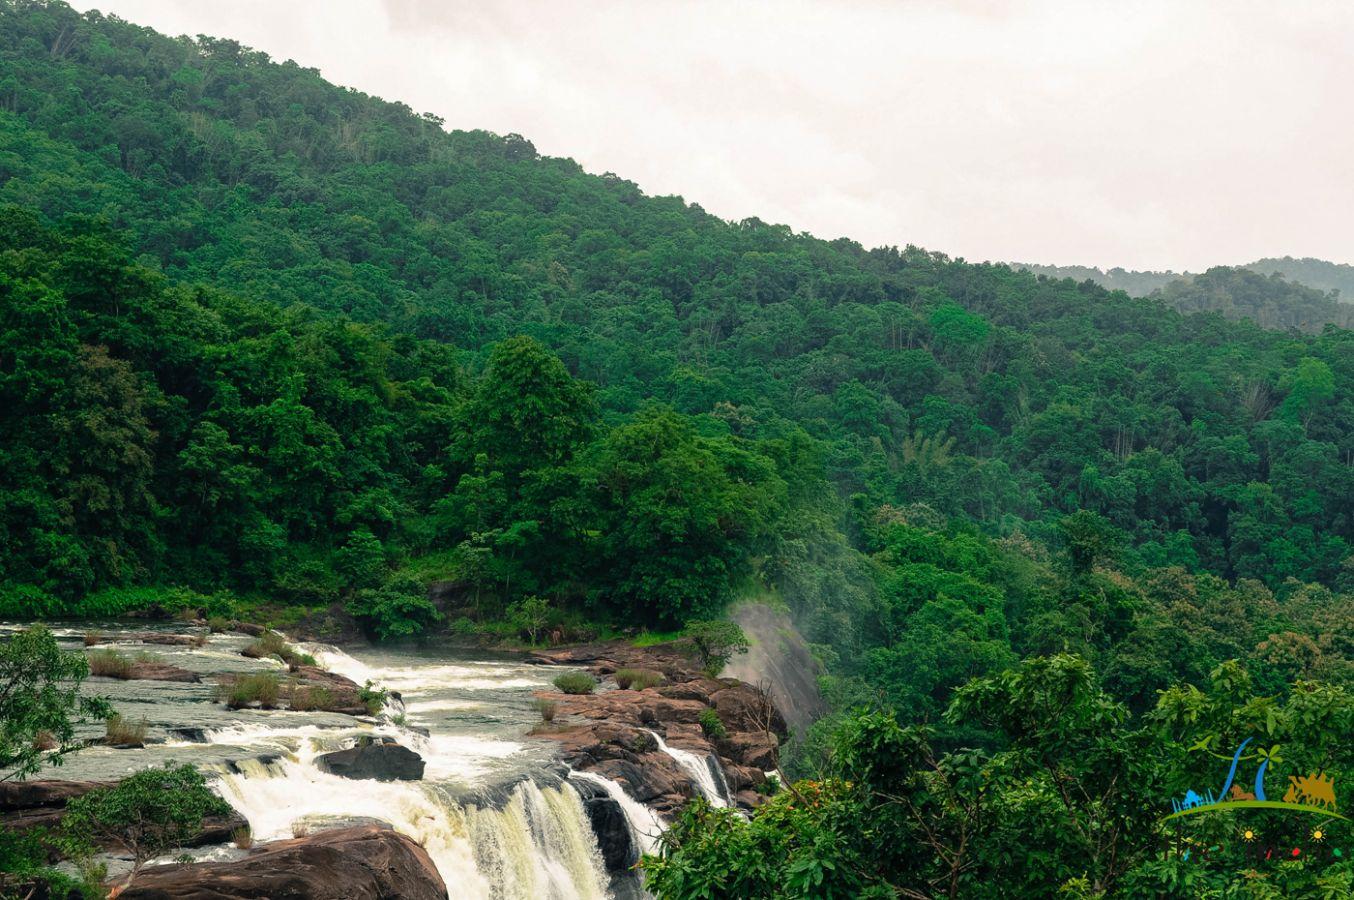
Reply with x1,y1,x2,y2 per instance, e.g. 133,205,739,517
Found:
1,2,1352,894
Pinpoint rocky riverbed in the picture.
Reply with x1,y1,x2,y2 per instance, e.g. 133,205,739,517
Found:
4,623,788,899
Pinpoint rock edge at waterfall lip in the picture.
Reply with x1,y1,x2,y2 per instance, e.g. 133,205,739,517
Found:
527,638,786,817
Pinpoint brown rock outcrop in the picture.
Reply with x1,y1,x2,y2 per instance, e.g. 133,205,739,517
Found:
120,826,448,900
530,639,787,819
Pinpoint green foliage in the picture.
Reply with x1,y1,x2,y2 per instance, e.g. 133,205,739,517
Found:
685,621,750,675
358,680,388,715
698,708,727,740
1,626,109,781
59,764,232,890
0,824,100,900
650,658,1354,899
553,672,598,695
346,574,442,641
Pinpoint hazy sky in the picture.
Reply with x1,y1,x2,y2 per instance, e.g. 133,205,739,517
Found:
71,0,1354,271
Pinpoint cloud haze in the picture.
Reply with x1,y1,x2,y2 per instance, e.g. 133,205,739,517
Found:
71,0,1354,270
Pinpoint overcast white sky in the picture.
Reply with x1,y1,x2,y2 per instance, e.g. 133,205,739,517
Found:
71,0,1354,271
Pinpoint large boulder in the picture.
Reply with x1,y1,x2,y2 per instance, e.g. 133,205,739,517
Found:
709,683,786,736
120,825,447,900
721,732,779,770
315,737,424,782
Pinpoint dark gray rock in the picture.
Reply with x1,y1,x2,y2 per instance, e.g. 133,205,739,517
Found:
315,737,424,782
570,777,637,871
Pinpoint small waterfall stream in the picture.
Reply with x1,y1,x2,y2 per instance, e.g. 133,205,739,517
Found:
570,770,665,857
648,731,730,808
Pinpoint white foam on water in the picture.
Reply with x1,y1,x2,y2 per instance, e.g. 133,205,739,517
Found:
214,751,610,900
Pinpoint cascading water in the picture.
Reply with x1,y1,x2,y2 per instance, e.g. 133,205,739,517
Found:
11,624,636,899
570,770,665,857
207,645,613,899
648,731,730,808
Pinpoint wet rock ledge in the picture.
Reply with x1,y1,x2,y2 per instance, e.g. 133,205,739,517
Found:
531,640,787,817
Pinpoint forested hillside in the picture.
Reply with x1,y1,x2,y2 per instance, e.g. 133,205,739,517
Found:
1019,259,1354,328
1154,266,1353,332
1250,256,1354,300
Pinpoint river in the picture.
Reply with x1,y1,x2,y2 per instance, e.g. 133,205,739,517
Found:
6,622,660,899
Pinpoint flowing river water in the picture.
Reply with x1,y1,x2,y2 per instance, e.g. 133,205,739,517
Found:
7,622,672,899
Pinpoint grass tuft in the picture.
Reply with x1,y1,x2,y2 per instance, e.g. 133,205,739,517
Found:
615,668,663,690
87,649,133,679
535,698,558,723
553,672,598,695
104,713,148,745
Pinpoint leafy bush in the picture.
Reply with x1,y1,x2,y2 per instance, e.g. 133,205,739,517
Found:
615,668,663,690
553,672,598,695
1,627,109,781
685,621,750,676
86,650,132,679
60,764,232,892
507,595,552,644
242,633,313,667
699,708,728,740
0,825,101,900
104,714,148,746
358,680,387,715
346,574,441,641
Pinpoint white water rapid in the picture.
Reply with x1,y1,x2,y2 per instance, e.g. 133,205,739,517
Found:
208,643,612,899
647,731,730,808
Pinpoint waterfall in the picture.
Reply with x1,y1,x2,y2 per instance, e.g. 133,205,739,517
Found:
212,738,610,899
647,731,729,807
570,770,665,857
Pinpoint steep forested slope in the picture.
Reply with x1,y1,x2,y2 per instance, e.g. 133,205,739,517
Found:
1,0,1351,602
